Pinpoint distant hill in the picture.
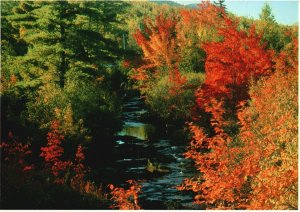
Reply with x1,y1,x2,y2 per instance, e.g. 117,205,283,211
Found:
185,3,199,9
150,1,183,7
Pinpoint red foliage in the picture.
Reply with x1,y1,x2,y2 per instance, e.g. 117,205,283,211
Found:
75,144,85,163
1,131,34,172
168,68,187,95
238,38,298,209
40,121,71,183
122,59,131,68
132,3,223,84
131,63,156,83
1,132,34,190
180,2,224,32
197,18,272,108
179,36,298,209
70,144,86,190
109,180,142,210
178,2,225,50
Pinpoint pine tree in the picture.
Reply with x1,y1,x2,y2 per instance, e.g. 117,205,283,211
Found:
2,1,126,145
7,1,123,88
256,3,292,52
213,0,226,17
259,3,275,23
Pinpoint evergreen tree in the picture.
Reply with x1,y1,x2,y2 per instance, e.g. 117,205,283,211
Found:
213,0,226,17
257,3,293,52
2,1,128,143
259,3,275,23
7,1,124,88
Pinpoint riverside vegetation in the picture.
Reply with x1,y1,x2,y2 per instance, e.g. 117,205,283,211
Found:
1,0,298,209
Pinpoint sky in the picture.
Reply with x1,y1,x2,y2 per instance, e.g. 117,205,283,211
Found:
172,0,299,25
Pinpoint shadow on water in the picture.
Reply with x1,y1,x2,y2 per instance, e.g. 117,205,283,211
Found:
92,95,203,209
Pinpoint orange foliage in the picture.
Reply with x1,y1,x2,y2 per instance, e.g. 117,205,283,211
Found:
274,37,298,73
40,125,108,202
237,39,298,209
197,17,272,108
132,2,223,84
178,99,260,209
132,12,181,88
178,2,224,44
179,36,298,209
131,63,156,83
74,144,85,172
133,13,178,69
69,146,108,203
181,2,223,25
109,180,142,210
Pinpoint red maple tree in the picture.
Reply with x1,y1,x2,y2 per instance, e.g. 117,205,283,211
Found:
1,132,34,173
197,17,272,109
40,121,71,184
179,32,298,209
70,144,86,191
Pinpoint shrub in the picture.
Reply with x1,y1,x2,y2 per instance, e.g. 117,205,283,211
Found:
145,72,205,122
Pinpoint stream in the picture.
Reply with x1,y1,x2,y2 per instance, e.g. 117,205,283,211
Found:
94,95,202,209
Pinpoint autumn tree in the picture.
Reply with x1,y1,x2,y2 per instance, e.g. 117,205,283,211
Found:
179,24,298,210
131,6,223,122
109,180,142,210
0,132,36,208
70,144,86,191
131,4,232,122
119,1,180,52
197,17,272,113
1,132,33,174
133,13,178,72
178,2,225,43
176,2,226,73
40,121,72,184
256,3,294,53
239,37,298,209
178,99,259,209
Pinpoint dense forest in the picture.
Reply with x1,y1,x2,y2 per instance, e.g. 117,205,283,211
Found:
1,0,298,210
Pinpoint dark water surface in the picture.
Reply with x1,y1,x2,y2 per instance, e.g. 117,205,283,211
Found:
94,96,202,209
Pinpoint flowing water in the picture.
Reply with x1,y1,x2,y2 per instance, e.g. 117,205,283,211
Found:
94,96,202,209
